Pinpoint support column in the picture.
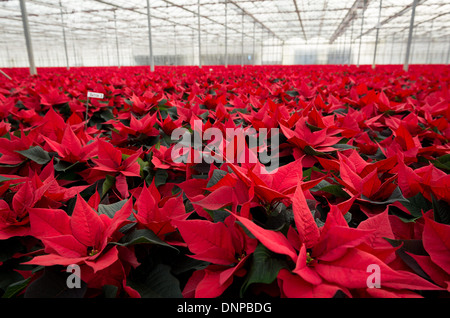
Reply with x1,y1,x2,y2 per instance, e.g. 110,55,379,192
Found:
59,0,69,70
404,0,418,72
425,19,434,64
241,12,244,67
260,28,264,65
389,33,395,64
73,33,78,66
372,0,383,69
252,21,256,65
146,0,155,72
343,27,347,64
104,27,110,65
19,0,37,75
446,39,450,65
129,30,134,66
225,0,228,67
114,10,120,68
349,17,354,64
192,29,195,65
197,0,202,68
399,33,405,65
357,1,366,67
174,25,178,66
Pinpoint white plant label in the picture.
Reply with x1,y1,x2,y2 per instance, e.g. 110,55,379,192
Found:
87,91,104,99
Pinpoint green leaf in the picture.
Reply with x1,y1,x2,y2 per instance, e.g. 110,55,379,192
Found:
206,169,228,188
100,109,114,122
332,143,358,151
98,199,128,218
320,184,351,198
170,255,209,276
53,159,81,172
165,106,178,118
23,267,87,298
240,244,286,297
208,209,231,223
265,203,294,231
0,162,23,168
344,211,352,224
432,154,450,172
302,166,324,180
384,238,432,282
311,180,350,198
229,108,249,114
303,145,324,156
285,90,299,97
127,263,182,298
2,278,30,298
0,175,19,183
112,229,178,252
102,175,116,197
16,146,51,164
198,110,209,120
305,121,322,132
431,194,450,225
0,268,24,293
160,132,178,147
401,192,431,218
359,187,409,205
157,98,168,108
389,205,422,223
154,169,168,187
136,157,149,174
102,285,119,298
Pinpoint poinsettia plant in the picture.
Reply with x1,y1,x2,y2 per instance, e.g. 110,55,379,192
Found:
0,64,448,299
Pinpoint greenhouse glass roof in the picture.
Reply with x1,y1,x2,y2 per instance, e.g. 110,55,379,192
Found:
0,0,449,68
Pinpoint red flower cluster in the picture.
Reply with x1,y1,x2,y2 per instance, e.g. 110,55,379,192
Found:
0,64,449,298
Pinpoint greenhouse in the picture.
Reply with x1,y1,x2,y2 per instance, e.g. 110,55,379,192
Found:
0,0,449,303
1,0,449,70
